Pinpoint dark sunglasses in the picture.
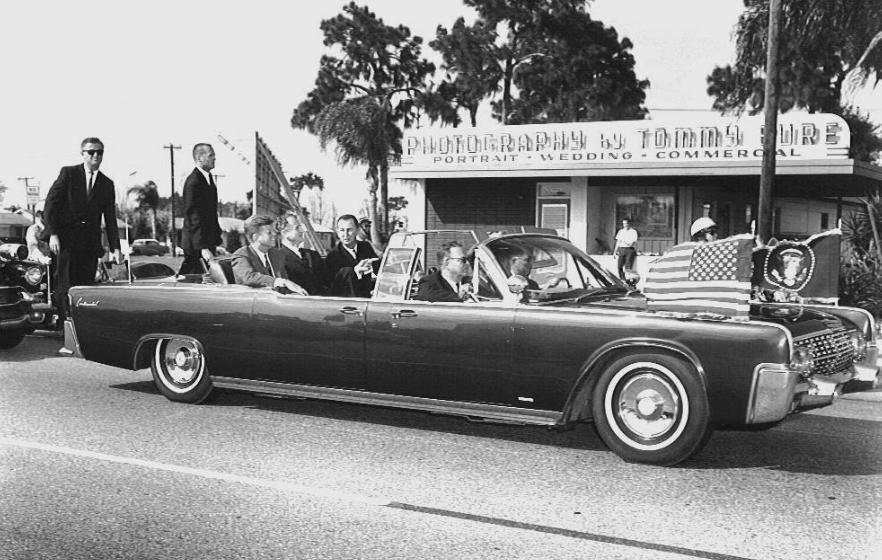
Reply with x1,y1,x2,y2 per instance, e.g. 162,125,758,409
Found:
83,149,104,156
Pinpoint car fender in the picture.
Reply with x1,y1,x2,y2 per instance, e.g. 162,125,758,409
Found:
133,333,206,371
561,338,707,424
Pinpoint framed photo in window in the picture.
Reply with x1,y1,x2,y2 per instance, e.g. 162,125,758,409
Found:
616,194,674,238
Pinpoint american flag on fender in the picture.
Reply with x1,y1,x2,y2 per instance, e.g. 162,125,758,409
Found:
643,234,755,320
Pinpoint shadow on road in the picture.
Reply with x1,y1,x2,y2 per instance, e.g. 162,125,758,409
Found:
111,379,882,475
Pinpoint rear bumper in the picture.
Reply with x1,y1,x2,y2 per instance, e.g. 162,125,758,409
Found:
59,319,83,358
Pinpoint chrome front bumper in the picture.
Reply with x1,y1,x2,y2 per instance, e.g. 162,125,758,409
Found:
747,364,856,424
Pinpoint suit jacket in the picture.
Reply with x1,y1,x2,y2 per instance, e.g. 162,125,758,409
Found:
181,167,222,254
325,240,379,298
270,245,327,295
43,164,120,256
413,270,463,302
231,245,287,288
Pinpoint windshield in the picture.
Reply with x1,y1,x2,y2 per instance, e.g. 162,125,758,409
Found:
485,236,626,300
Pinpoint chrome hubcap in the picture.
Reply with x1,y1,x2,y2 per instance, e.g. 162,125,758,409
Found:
617,372,679,439
162,340,201,385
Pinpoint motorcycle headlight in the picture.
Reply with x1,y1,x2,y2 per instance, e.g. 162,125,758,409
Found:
849,331,867,361
790,345,814,374
24,266,43,286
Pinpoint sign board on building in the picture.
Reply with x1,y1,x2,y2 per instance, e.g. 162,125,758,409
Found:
398,113,850,174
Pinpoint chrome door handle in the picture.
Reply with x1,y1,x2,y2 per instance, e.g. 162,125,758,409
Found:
391,309,417,319
339,306,362,316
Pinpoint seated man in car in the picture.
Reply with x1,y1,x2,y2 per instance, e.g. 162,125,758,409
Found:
231,215,307,295
325,214,379,298
506,249,540,290
270,211,328,295
413,241,473,302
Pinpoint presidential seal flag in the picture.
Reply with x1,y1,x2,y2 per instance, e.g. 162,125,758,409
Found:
751,229,840,301
644,233,755,320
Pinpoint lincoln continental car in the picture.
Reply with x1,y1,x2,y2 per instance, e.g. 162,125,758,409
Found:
62,231,873,466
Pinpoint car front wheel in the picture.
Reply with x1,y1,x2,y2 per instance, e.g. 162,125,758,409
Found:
591,353,712,466
150,337,213,403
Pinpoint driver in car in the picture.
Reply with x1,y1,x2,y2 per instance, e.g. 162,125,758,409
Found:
507,250,540,290
413,241,473,302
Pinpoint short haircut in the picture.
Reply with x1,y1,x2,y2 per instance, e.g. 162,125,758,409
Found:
244,215,275,240
193,143,213,160
80,137,103,149
336,214,359,228
437,241,463,265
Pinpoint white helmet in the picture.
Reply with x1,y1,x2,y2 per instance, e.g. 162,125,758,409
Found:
690,217,717,237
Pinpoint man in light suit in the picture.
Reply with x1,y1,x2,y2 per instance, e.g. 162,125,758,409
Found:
231,215,306,295
179,143,222,274
325,214,379,298
43,137,121,320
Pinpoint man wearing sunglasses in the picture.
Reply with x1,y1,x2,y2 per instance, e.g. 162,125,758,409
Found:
43,137,121,321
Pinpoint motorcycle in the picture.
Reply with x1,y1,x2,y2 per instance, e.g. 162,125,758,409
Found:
0,243,56,349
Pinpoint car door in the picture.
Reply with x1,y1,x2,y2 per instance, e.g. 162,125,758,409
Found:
365,248,517,405
249,291,368,389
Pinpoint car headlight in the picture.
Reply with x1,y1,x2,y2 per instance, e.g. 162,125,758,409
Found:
849,331,867,361
790,345,814,374
24,266,44,286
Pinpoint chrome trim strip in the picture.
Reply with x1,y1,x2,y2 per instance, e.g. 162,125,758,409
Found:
212,377,561,426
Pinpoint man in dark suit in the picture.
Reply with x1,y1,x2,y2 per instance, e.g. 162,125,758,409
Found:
43,137,121,320
179,143,222,274
325,214,379,298
231,215,306,295
413,241,472,302
270,211,328,295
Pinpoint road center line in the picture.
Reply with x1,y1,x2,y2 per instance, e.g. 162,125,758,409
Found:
0,436,389,506
1,436,757,560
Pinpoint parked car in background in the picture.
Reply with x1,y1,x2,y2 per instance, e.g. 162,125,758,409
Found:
130,238,170,256
62,230,878,466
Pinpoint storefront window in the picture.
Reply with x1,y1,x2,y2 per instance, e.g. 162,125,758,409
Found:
615,195,674,239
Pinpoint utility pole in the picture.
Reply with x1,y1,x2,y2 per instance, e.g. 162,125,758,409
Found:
163,143,181,254
758,0,783,244
212,173,225,216
17,176,36,223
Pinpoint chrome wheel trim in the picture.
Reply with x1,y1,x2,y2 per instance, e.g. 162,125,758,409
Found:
154,339,205,394
603,361,689,451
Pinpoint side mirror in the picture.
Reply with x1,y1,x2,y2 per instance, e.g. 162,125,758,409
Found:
507,274,529,294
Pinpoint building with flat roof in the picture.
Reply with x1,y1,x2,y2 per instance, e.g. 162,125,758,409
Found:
392,112,881,257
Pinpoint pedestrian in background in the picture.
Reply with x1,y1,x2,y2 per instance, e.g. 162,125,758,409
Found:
613,218,638,279
179,143,222,274
42,137,121,320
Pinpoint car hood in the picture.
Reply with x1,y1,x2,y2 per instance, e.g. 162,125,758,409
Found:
544,292,849,336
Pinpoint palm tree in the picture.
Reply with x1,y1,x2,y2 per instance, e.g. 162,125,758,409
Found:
125,181,160,239
312,95,398,247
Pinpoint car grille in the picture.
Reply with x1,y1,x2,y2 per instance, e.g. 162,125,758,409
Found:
796,327,854,376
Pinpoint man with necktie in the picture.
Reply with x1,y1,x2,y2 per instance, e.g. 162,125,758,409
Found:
231,215,307,295
413,241,473,302
43,137,121,321
179,143,222,274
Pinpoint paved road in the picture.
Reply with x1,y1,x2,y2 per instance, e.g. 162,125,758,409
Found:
1,333,881,560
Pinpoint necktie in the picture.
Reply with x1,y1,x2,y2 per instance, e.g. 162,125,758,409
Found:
264,254,274,276
87,171,94,196
208,173,216,188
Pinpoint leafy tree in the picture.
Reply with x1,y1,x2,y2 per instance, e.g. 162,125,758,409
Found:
292,3,434,237
841,193,882,315
431,0,647,125
125,181,160,240
506,7,648,123
706,0,882,161
428,18,501,126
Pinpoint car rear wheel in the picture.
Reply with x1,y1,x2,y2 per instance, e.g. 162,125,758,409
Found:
591,353,712,466
0,330,26,349
150,337,213,403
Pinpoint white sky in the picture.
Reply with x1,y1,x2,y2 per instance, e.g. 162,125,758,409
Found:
1,0,878,211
